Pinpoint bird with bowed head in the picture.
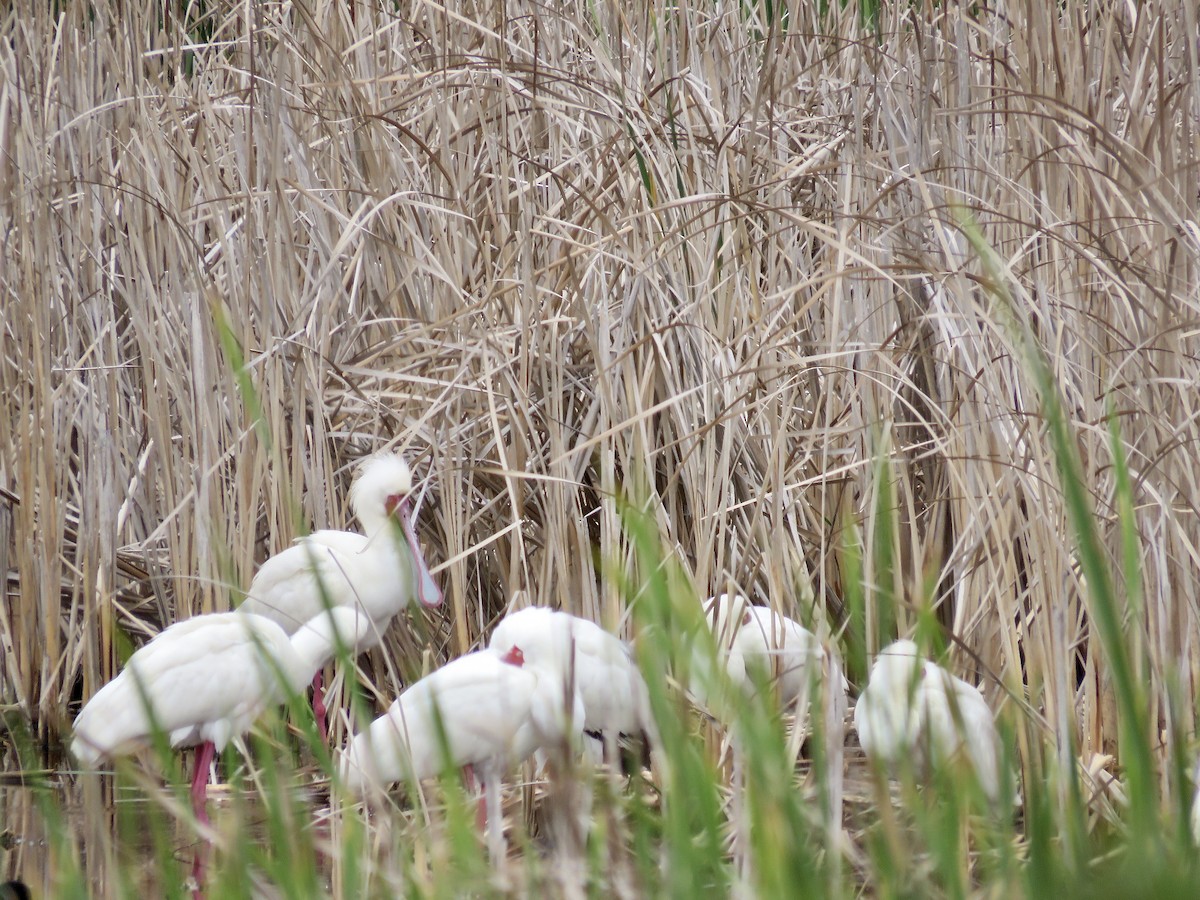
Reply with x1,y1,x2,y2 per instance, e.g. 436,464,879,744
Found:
702,592,848,717
239,452,442,735
700,592,849,859
487,606,660,770
854,639,1007,805
72,607,371,823
338,646,584,861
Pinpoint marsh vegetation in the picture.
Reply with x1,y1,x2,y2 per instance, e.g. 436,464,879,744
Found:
2,0,1199,896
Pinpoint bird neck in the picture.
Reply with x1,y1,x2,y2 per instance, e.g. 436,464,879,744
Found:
357,506,393,537
877,655,924,703
288,625,349,687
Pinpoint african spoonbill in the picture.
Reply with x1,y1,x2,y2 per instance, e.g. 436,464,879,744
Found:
239,452,442,734
854,639,1006,804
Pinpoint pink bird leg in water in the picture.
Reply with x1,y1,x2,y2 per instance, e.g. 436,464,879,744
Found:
311,672,329,743
71,610,372,897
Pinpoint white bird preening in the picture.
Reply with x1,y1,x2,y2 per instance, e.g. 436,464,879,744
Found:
703,593,848,717
72,608,371,824
700,593,849,874
487,606,660,886
854,639,1007,805
339,647,583,861
701,593,849,779
239,453,443,735
487,606,660,769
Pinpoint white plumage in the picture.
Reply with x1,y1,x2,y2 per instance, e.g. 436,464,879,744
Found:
72,608,370,819
340,650,541,792
854,639,1005,804
239,453,442,644
1190,759,1200,844
339,647,581,859
702,593,847,713
700,593,850,856
487,606,658,763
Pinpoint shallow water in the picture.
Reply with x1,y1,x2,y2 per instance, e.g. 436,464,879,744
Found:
0,723,340,899
2,768,218,897
1,781,54,897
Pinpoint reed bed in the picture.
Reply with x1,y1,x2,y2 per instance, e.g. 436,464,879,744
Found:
1,0,1199,895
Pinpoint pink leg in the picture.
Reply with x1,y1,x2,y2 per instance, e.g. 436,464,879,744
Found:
190,741,215,827
311,670,328,743
190,847,208,900
190,741,215,898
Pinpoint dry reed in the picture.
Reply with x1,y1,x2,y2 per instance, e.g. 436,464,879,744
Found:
1,0,1198,894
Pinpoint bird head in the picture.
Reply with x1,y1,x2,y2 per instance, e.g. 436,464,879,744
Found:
299,607,373,658
703,593,752,648
869,639,926,700
488,606,568,673
350,453,414,523
350,453,442,608
876,639,921,666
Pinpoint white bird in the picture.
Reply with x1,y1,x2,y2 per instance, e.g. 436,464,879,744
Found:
700,593,849,869
703,593,847,716
1190,758,1200,845
72,608,371,823
487,606,659,768
239,453,443,733
854,639,1006,804
339,647,582,860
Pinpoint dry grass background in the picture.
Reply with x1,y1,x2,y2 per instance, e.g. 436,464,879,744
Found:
1,0,1199,891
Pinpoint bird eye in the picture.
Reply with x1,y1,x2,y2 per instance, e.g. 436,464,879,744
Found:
384,493,406,515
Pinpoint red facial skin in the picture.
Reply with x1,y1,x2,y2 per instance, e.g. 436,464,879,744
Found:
501,646,525,667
